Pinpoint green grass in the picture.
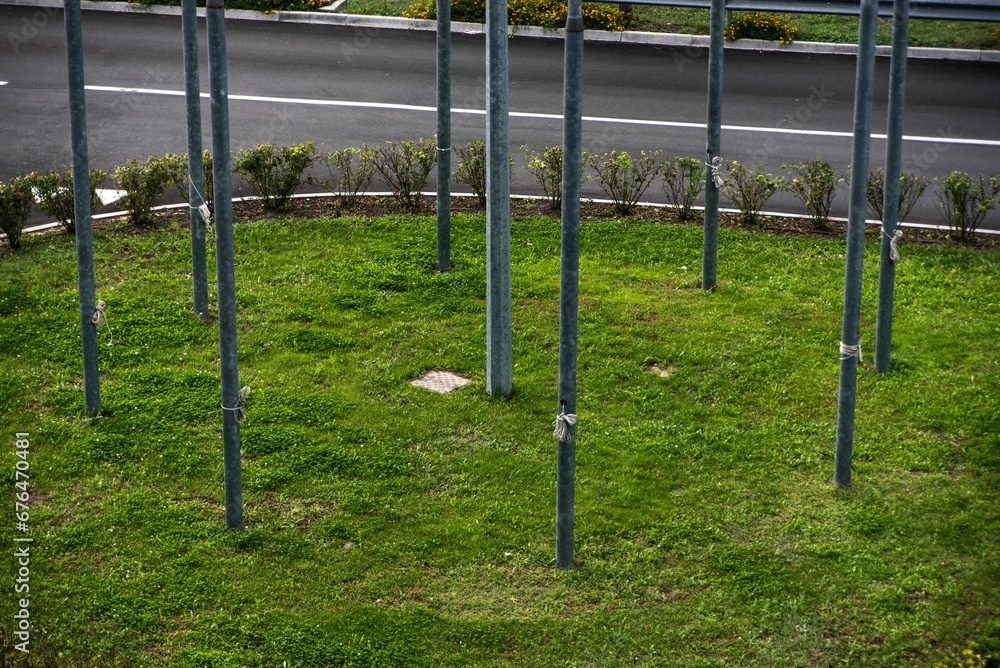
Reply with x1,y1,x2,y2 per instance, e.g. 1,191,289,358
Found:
343,0,411,17
628,8,999,49
1,213,999,666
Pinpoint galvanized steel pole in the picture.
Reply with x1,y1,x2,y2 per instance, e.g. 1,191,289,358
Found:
556,0,584,571
207,0,244,528
436,0,452,272
64,0,101,418
834,0,878,489
874,0,910,373
485,0,512,396
183,0,209,318
702,0,725,290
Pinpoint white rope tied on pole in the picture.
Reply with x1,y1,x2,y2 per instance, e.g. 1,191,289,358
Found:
553,411,577,443
705,156,724,189
839,341,862,362
91,300,113,347
883,229,903,263
222,385,251,424
188,175,212,228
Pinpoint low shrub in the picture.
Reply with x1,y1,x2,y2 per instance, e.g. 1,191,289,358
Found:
587,150,661,216
0,177,33,250
938,171,1000,242
725,12,799,44
455,140,488,206
311,147,376,208
865,167,928,223
403,0,626,31
163,150,214,216
234,142,316,212
662,156,704,220
373,138,437,212
723,160,785,228
113,155,174,226
782,158,839,230
27,167,107,234
522,145,563,210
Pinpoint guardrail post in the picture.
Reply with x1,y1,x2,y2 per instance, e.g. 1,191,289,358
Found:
556,0,584,571
63,0,101,419
207,0,244,528
702,0,725,290
875,0,909,373
182,0,209,318
834,0,878,489
485,0,512,396
436,0,451,272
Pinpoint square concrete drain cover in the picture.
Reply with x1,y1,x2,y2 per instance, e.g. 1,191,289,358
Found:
410,370,471,394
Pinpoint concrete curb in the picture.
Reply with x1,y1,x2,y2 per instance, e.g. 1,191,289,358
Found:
20,191,1000,237
3,0,998,62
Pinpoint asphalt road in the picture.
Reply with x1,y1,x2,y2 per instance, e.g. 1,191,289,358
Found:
1,5,998,226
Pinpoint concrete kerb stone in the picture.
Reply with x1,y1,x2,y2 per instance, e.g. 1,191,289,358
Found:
1,0,996,61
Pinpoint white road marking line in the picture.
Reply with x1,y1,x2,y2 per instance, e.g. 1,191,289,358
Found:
0,82,8,86
83,85,1000,148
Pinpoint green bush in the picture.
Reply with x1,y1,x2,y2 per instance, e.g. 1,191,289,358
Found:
522,145,563,211
782,158,839,230
403,0,627,31
27,167,106,234
938,171,1000,242
312,147,376,209
455,140,488,206
235,142,316,212
113,155,173,226
725,12,799,44
163,150,214,216
373,138,437,212
723,160,785,228
0,177,33,250
865,167,929,223
662,156,704,220
587,150,661,216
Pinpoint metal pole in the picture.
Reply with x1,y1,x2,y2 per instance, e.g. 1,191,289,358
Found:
436,0,451,272
556,0,584,571
874,0,909,373
834,0,878,489
183,0,209,318
207,0,243,528
64,0,100,418
702,0,725,290
485,0,512,396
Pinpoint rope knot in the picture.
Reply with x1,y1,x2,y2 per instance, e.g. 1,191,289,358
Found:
883,229,903,263
92,300,114,346
553,411,577,443
839,341,862,362
91,300,106,325
705,156,724,189
222,385,251,424
188,175,212,227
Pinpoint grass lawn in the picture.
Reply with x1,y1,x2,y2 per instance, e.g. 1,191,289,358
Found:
1,210,998,666
626,8,999,49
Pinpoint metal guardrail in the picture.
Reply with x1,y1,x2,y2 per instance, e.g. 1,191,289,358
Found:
596,0,1000,23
